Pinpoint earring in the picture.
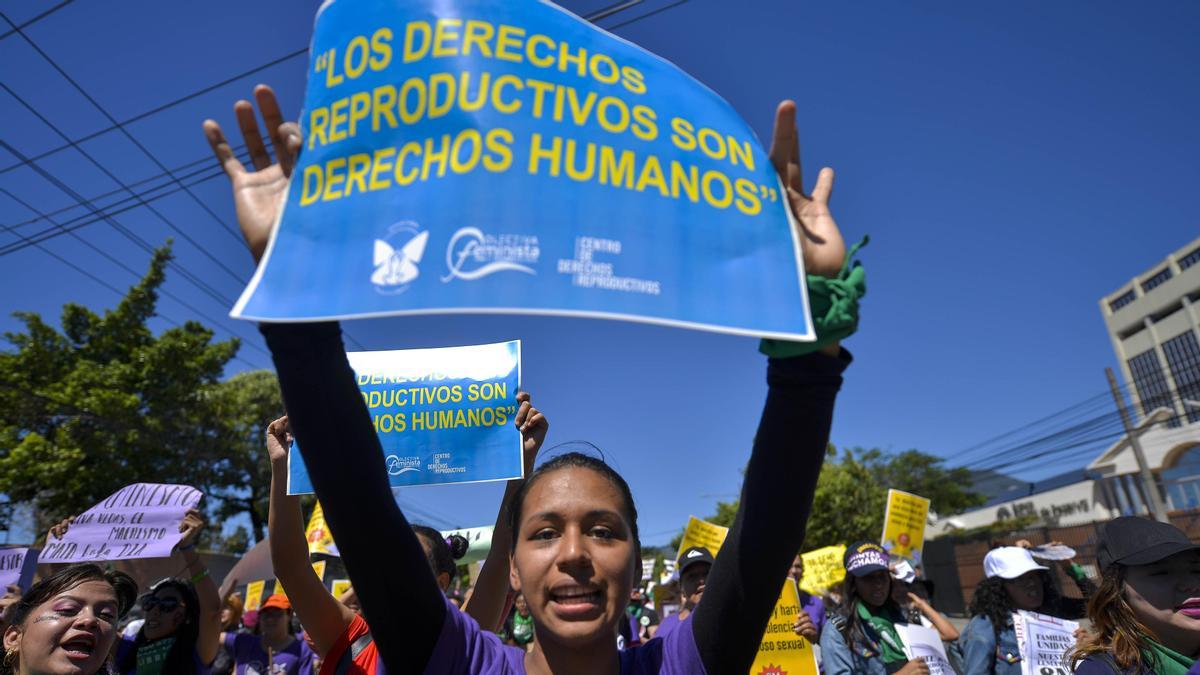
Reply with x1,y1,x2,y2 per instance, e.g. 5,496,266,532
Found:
3,647,17,667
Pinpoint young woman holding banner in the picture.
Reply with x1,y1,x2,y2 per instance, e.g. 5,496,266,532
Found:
44,509,222,674
959,544,1091,675
204,84,859,674
1,564,137,675
260,391,546,675
1069,517,1200,675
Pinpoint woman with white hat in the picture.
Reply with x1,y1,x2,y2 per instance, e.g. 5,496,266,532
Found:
958,544,1091,674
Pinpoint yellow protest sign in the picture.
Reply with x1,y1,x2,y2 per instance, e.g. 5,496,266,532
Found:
799,545,846,596
881,489,931,564
749,580,819,675
331,579,353,599
305,502,339,556
676,516,729,560
244,580,265,611
311,560,327,581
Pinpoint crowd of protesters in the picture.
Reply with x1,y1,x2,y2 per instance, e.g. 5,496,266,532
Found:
1,83,1199,675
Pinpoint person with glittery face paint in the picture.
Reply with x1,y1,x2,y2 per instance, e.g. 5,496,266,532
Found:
1,564,137,675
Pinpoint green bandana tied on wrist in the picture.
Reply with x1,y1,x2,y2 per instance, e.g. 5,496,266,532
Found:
1143,637,1193,675
760,236,868,358
855,601,908,666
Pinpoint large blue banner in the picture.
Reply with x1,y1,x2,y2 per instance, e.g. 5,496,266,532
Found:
233,0,813,341
287,340,523,493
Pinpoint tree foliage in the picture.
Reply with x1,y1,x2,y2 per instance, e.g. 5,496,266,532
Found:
0,246,283,549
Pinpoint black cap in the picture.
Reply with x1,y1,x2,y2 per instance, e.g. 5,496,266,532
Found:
1097,516,1200,571
843,541,890,577
678,546,715,573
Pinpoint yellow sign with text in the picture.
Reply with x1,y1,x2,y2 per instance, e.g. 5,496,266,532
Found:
799,545,847,596
676,516,729,560
881,489,930,563
331,579,353,599
749,580,819,675
244,580,265,611
305,501,339,557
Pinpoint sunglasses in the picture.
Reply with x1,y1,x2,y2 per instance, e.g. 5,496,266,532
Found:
143,597,184,612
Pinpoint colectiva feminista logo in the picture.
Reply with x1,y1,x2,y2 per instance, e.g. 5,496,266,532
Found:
371,221,429,294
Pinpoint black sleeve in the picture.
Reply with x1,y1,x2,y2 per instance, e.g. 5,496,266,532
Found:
691,349,849,674
260,322,446,674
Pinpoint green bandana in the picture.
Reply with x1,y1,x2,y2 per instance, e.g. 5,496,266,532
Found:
136,636,175,675
1143,638,1193,675
855,602,907,665
511,611,534,646
760,236,868,358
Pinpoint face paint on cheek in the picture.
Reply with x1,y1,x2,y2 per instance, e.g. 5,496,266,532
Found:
32,612,66,623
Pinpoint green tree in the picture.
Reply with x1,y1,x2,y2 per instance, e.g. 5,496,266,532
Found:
0,246,247,538
206,370,286,542
678,446,986,552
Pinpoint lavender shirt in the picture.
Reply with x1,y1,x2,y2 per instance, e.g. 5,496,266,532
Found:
423,599,705,674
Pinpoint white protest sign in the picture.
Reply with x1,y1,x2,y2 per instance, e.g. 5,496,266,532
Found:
1013,610,1078,675
896,623,953,675
40,484,202,563
0,547,35,591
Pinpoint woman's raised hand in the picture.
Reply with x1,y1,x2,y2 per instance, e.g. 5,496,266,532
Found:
203,84,301,264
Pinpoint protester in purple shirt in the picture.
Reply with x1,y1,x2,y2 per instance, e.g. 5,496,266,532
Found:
206,86,855,674
789,554,827,642
220,594,316,675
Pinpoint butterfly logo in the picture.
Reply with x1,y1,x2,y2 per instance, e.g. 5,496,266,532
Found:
371,223,429,293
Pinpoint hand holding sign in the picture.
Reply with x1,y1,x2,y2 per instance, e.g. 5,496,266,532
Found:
266,415,292,465
515,391,547,472
768,101,845,280
203,85,298,264
40,484,204,563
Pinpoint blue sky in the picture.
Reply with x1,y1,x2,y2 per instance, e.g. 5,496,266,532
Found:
1,0,1197,546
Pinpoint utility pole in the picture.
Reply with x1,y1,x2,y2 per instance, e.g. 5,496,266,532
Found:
1107,368,1171,523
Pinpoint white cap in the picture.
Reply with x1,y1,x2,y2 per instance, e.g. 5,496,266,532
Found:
983,546,1049,579
891,560,917,584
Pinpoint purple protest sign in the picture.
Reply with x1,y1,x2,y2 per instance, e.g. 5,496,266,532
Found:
40,484,203,563
0,547,34,590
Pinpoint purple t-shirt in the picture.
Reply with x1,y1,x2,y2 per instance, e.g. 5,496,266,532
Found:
654,613,684,642
424,598,705,674
223,632,316,675
799,591,826,637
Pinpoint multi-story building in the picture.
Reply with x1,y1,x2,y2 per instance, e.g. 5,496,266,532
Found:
1090,236,1200,512
933,237,1200,535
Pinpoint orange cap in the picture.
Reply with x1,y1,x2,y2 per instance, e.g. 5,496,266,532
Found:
260,594,291,612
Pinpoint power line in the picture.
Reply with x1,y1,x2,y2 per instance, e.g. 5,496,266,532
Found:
0,20,248,249
0,187,273,365
0,47,308,177
0,167,229,256
3,144,252,235
0,0,75,41
604,0,690,30
0,136,237,308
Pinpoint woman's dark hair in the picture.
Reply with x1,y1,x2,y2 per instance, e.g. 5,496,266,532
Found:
1,564,137,675
116,578,203,675
1069,565,1159,672
412,524,468,581
969,572,1062,638
506,452,641,566
835,572,901,650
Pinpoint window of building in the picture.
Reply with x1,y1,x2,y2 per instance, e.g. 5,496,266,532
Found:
1163,331,1200,424
1162,444,1200,511
1180,247,1200,271
1128,349,1179,428
1109,289,1137,313
1142,267,1174,293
